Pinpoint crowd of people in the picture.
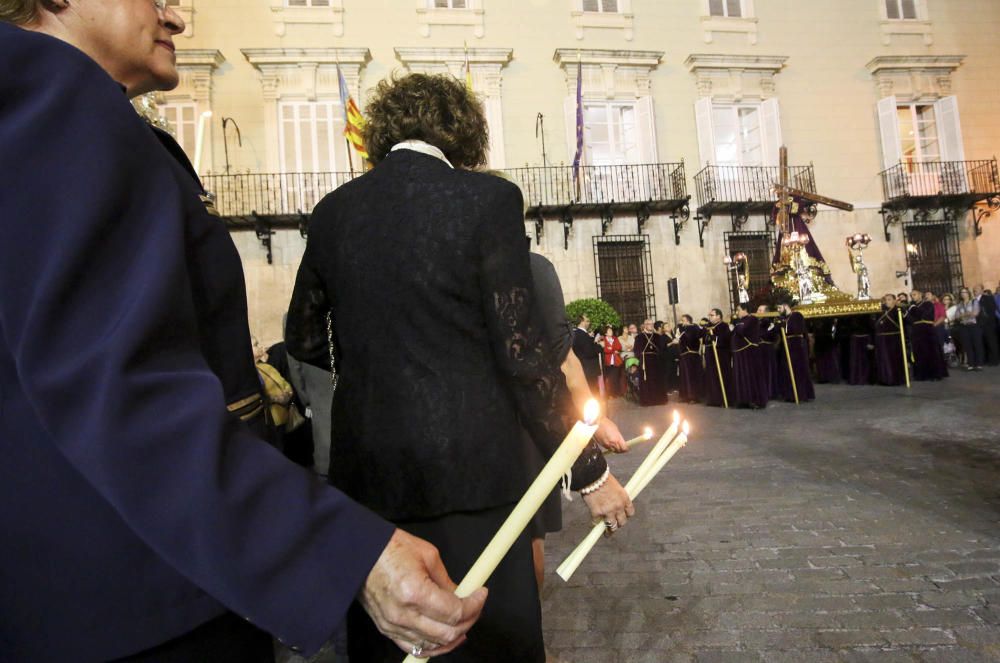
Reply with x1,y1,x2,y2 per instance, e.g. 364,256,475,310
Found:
570,286,1000,410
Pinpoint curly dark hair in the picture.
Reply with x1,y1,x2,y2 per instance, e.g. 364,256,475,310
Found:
362,72,489,169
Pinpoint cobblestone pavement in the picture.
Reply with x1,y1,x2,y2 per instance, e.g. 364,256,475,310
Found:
541,370,1000,663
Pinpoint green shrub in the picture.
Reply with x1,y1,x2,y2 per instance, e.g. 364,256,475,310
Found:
565,298,622,332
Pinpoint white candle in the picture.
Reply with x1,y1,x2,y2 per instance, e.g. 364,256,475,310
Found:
403,400,600,663
623,411,680,496
193,110,213,175
603,427,653,455
556,422,690,582
631,422,689,499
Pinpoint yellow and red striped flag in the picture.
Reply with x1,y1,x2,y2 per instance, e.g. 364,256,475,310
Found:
338,66,368,162
464,42,473,91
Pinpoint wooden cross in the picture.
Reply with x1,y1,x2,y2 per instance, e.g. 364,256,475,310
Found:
774,146,853,235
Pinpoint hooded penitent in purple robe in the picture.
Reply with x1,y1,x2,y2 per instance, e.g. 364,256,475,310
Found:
776,311,815,402
703,322,734,407
677,324,704,403
905,301,949,381
874,305,906,386
732,314,769,409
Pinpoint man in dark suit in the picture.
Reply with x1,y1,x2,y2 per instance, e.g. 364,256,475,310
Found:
0,8,482,662
974,284,999,365
572,313,603,396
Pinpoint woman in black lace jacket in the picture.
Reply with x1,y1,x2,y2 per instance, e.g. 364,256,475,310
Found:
286,73,633,662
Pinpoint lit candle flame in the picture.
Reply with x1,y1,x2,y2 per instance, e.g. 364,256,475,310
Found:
583,399,600,426
672,410,680,424
643,427,653,440
682,421,690,435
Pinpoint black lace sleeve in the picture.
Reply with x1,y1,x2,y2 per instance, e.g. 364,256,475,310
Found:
285,220,332,369
480,185,607,488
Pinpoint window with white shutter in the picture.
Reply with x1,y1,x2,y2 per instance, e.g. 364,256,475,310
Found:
431,0,467,8
582,0,620,12
161,102,198,161
286,0,331,6
584,102,640,166
278,101,344,173
710,104,764,167
885,0,918,19
708,0,743,17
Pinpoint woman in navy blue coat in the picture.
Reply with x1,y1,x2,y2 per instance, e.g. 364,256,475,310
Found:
0,4,482,661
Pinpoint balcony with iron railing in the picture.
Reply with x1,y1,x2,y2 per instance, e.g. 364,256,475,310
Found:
694,164,817,218
878,158,1000,238
879,158,999,208
202,162,690,230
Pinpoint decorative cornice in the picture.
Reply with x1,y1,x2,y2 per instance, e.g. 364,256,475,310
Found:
394,47,512,66
865,54,964,76
241,48,371,68
176,49,225,69
685,53,788,74
554,48,663,68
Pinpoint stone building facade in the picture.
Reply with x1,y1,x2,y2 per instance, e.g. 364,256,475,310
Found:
161,0,1000,343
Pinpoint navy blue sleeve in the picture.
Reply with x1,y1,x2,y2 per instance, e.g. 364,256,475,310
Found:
0,30,392,654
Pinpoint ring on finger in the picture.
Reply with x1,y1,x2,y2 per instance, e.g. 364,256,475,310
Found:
410,641,425,657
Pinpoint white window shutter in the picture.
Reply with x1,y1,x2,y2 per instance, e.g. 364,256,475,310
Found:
759,98,782,167
934,96,965,162
694,97,715,168
877,96,902,170
636,96,658,164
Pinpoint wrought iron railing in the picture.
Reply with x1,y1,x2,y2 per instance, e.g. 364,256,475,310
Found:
879,158,1000,201
694,164,816,206
203,172,359,218
506,162,687,209
203,162,688,218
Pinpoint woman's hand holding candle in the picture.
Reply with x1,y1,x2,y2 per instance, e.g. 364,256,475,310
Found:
556,417,689,582
604,427,654,455
402,400,601,663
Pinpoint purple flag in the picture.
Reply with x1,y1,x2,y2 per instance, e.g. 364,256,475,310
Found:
572,56,583,198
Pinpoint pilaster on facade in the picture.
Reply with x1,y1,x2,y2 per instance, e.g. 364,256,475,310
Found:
395,46,512,167
570,0,634,41
698,0,757,45
170,0,195,38
242,48,371,171
878,0,933,45
269,0,345,37
154,49,224,170
684,53,787,102
415,0,485,39
866,54,963,101
553,48,662,99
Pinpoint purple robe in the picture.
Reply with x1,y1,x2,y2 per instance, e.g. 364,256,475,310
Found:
634,332,668,406
677,324,704,403
777,312,815,402
759,321,780,399
732,315,769,408
906,301,949,381
875,306,906,386
848,326,874,385
703,322,734,407
813,319,841,384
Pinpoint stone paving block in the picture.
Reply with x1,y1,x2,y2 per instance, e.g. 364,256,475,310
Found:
880,628,957,646
908,607,983,628
918,591,987,609
838,649,922,662
814,630,890,648
913,647,1000,662
760,650,841,663
952,626,1000,645
692,651,761,663
834,610,913,629
945,562,1000,577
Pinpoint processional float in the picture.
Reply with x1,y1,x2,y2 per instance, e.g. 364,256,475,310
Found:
762,147,882,318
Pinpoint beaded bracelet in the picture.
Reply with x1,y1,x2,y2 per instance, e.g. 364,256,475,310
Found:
579,467,610,496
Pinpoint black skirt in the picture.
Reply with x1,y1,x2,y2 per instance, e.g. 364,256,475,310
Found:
347,503,545,663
